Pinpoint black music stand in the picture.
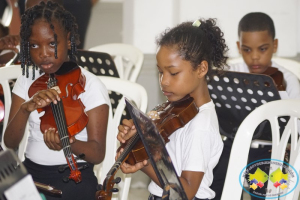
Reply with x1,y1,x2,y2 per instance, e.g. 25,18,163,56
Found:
76,50,119,78
207,71,281,140
125,98,188,200
76,50,131,120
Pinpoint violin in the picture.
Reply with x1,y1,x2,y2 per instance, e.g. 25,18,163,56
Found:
95,95,198,200
28,61,89,183
263,66,286,91
0,99,4,122
0,144,62,196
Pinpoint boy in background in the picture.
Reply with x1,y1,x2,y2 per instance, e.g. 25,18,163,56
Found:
211,12,300,200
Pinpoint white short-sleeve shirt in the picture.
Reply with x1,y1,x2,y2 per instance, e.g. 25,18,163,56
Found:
13,65,110,165
148,100,224,199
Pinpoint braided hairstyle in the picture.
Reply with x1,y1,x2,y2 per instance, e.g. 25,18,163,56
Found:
156,18,228,78
20,1,79,79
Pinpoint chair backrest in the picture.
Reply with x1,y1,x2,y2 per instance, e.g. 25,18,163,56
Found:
95,76,148,200
1,4,13,27
221,99,300,200
0,65,28,161
89,43,144,82
227,57,300,80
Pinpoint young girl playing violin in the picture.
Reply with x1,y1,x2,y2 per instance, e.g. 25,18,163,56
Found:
117,19,226,200
3,2,110,200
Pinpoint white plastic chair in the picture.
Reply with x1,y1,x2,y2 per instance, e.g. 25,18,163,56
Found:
221,99,300,200
89,43,144,82
0,65,29,161
95,76,148,200
1,4,13,27
227,57,300,80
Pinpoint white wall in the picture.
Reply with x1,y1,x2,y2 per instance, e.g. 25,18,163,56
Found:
123,0,179,54
123,0,299,57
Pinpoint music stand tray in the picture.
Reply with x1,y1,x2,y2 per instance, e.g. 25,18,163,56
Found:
208,71,281,140
125,98,188,200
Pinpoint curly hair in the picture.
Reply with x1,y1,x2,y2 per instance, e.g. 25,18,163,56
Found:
20,1,79,79
156,18,228,78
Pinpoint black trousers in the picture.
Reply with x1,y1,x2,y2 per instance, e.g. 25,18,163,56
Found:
210,139,271,200
24,157,97,200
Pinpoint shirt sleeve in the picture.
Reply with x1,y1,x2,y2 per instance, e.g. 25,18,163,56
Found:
12,74,27,100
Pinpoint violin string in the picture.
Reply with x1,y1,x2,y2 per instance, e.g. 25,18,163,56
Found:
56,102,73,157
53,101,77,170
51,99,76,170
51,102,69,154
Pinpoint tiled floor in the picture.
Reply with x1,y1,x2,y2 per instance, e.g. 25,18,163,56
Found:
128,187,252,200
127,172,254,200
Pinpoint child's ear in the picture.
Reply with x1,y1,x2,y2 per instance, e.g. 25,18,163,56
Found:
273,39,278,53
197,60,208,78
67,32,71,50
236,41,241,54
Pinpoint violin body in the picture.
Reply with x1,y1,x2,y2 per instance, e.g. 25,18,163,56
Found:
28,65,88,136
263,66,286,91
122,96,199,165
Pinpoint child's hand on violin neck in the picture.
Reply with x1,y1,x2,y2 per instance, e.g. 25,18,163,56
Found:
43,128,76,151
23,88,61,112
115,148,149,174
117,119,136,143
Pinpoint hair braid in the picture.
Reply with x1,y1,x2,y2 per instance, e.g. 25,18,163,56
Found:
20,1,80,79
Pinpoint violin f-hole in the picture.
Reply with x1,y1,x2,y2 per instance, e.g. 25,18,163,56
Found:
63,83,73,98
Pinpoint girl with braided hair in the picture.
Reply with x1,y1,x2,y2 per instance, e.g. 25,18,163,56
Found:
4,1,110,199
117,18,226,200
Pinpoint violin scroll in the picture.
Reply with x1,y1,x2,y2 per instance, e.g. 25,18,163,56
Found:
95,176,121,200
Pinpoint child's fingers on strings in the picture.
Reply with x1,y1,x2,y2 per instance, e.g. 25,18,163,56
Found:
44,128,62,151
120,159,148,174
118,119,136,141
116,131,126,143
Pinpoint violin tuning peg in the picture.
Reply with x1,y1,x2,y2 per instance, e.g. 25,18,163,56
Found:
78,153,85,160
113,177,121,184
96,184,103,191
63,176,70,183
78,164,89,171
58,164,69,173
110,188,119,193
